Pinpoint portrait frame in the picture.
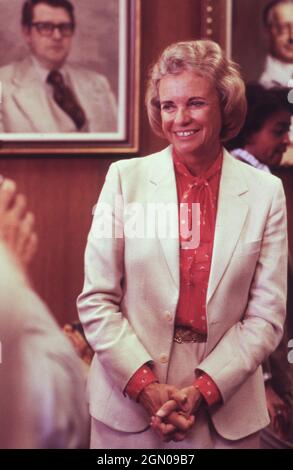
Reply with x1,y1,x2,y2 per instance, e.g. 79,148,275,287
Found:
0,0,140,155
200,0,232,56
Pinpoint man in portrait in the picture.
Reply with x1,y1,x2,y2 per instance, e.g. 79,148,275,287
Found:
260,0,293,87
0,0,117,133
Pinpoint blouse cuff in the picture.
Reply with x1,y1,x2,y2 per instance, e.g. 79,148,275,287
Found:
193,373,222,406
125,364,158,401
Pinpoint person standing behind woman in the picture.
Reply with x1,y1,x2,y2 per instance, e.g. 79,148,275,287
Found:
78,40,288,449
227,84,291,170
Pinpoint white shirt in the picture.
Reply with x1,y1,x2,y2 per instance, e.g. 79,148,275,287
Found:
259,54,293,88
231,148,271,173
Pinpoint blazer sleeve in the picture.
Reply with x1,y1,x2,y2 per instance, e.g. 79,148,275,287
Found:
77,163,153,392
196,179,288,403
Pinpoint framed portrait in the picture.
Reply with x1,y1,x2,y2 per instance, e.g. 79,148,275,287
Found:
0,0,140,154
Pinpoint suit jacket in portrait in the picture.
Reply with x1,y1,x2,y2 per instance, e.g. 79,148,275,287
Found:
0,57,117,133
77,146,287,441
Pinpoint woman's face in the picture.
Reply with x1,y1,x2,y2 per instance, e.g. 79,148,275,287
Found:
159,70,222,159
246,110,291,166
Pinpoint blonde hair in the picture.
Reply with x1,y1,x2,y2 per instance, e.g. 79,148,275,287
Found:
145,40,247,142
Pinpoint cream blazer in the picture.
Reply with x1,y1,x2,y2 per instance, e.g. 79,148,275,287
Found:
77,146,287,440
0,57,117,133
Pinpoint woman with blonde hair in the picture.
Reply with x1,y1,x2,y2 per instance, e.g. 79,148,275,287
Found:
78,40,287,449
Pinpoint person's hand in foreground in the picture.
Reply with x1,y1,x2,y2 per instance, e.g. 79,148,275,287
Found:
0,178,37,267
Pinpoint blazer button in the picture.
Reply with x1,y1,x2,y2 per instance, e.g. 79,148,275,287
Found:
164,311,172,322
159,353,168,364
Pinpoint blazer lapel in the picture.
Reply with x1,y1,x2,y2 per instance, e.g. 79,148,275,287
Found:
148,146,180,289
207,150,249,303
147,147,248,298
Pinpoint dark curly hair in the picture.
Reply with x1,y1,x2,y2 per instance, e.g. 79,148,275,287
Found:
226,83,293,150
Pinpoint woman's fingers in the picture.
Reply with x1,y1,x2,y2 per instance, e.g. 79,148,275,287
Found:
151,412,195,442
156,399,178,418
167,411,195,432
170,390,189,411
150,415,176,441
150,386,199,442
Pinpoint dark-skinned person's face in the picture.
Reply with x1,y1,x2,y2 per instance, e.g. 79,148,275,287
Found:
22,3,74,70
246,109,291,166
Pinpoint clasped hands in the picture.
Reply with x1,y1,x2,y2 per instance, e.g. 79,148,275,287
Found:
138,382,202,442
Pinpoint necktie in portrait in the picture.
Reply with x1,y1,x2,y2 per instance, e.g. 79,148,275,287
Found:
47,70,86,130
